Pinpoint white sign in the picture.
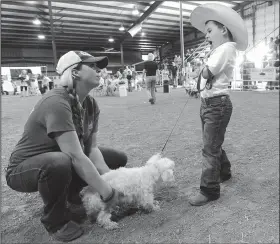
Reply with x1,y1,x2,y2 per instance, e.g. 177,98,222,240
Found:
250,68,276,81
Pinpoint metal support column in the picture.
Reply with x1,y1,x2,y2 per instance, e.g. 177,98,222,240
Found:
48,1,57,67
240,5,244,19
120,42,124,69
159,47,163,62
179,1,185,86
252,4,256,47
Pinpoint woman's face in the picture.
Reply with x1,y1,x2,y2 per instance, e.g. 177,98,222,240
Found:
204,21,225,49
77,63,101,88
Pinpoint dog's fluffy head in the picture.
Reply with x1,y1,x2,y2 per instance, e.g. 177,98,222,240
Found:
146,153,175,182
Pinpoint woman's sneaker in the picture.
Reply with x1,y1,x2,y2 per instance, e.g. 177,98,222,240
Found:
52,221,84,242
67,204,87,224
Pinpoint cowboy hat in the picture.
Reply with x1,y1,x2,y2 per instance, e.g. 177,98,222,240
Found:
190,3,248,51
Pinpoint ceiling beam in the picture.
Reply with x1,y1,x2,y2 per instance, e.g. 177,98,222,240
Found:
119,1,164,43
1,24,189,38
1,15,191,33
1,18,188,32
1,42,157,51
183,2,201,7
1,35,170,44
1,38,174,48
51,1,192,21
156,4,192,14
1,38,158,47
1,2,190,24
1,18,189,33
1,42,155,52
233,1,253,11
1,29,177,43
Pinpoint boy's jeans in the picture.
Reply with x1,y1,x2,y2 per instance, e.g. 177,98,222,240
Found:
5,147,127,233
200,95,233,199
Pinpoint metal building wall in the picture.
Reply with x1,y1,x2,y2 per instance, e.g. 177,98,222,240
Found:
243,1,279,49
255,1,279,43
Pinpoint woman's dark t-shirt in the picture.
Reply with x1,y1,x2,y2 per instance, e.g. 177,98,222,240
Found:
8,88,100,168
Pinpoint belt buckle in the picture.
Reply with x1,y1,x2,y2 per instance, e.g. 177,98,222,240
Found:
205,97,210,105
201,97,206,103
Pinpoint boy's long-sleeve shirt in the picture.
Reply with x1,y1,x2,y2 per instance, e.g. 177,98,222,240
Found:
200,42,237,98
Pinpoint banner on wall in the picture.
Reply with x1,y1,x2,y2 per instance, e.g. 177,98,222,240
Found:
250,68,277,81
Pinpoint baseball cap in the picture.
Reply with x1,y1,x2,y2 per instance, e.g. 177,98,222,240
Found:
56,50,109,75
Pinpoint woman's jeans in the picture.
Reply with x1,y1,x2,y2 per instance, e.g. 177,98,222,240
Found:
200,95,233,199
5,147,127,233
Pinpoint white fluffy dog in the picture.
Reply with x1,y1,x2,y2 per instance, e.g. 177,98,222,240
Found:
81,153,175,230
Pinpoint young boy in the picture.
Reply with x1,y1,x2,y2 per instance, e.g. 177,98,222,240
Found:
188,3,248,206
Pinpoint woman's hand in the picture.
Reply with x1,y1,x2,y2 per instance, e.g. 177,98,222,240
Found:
101,188,125,211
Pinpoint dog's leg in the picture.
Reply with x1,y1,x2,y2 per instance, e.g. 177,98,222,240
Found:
96,211,119,230
138,193,160,213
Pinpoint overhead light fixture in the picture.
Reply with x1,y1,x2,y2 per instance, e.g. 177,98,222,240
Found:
38,34,45,39
108,37,114,42
141,32,145,37
128,23,142,37
119,25,125,31
33,18,41,25
132,6,139,16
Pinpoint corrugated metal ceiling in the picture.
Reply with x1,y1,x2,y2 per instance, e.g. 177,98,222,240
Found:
1,1,249,54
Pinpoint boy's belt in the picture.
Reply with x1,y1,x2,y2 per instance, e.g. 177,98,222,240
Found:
201,94,229,105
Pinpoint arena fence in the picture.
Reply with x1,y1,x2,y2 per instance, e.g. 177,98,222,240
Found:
231,60,279,91
48,59,279,92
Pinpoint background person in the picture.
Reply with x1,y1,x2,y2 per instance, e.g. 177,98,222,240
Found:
170,62,178,88
143,53,158,104
18,69,29,97
127,70,132,92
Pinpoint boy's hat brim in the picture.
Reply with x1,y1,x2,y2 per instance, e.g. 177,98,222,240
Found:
190,3,248,51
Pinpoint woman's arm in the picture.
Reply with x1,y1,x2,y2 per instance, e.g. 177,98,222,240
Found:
84,132,110,175
55,130,112,199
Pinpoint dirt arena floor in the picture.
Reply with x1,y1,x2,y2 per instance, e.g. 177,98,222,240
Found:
1,88,279,243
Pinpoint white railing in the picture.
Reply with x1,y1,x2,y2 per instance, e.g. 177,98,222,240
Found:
231,60,279,91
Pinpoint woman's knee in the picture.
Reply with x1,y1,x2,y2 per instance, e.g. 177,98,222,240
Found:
40,152,72,182
110,150,127,167
118,151,128,167
99,147,128,169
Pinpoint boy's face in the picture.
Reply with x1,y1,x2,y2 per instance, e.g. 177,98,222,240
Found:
204,21,225,50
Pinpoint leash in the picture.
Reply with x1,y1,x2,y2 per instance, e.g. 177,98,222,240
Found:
160,95,191,155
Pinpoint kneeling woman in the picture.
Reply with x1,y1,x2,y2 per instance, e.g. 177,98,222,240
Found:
5,51,128,242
